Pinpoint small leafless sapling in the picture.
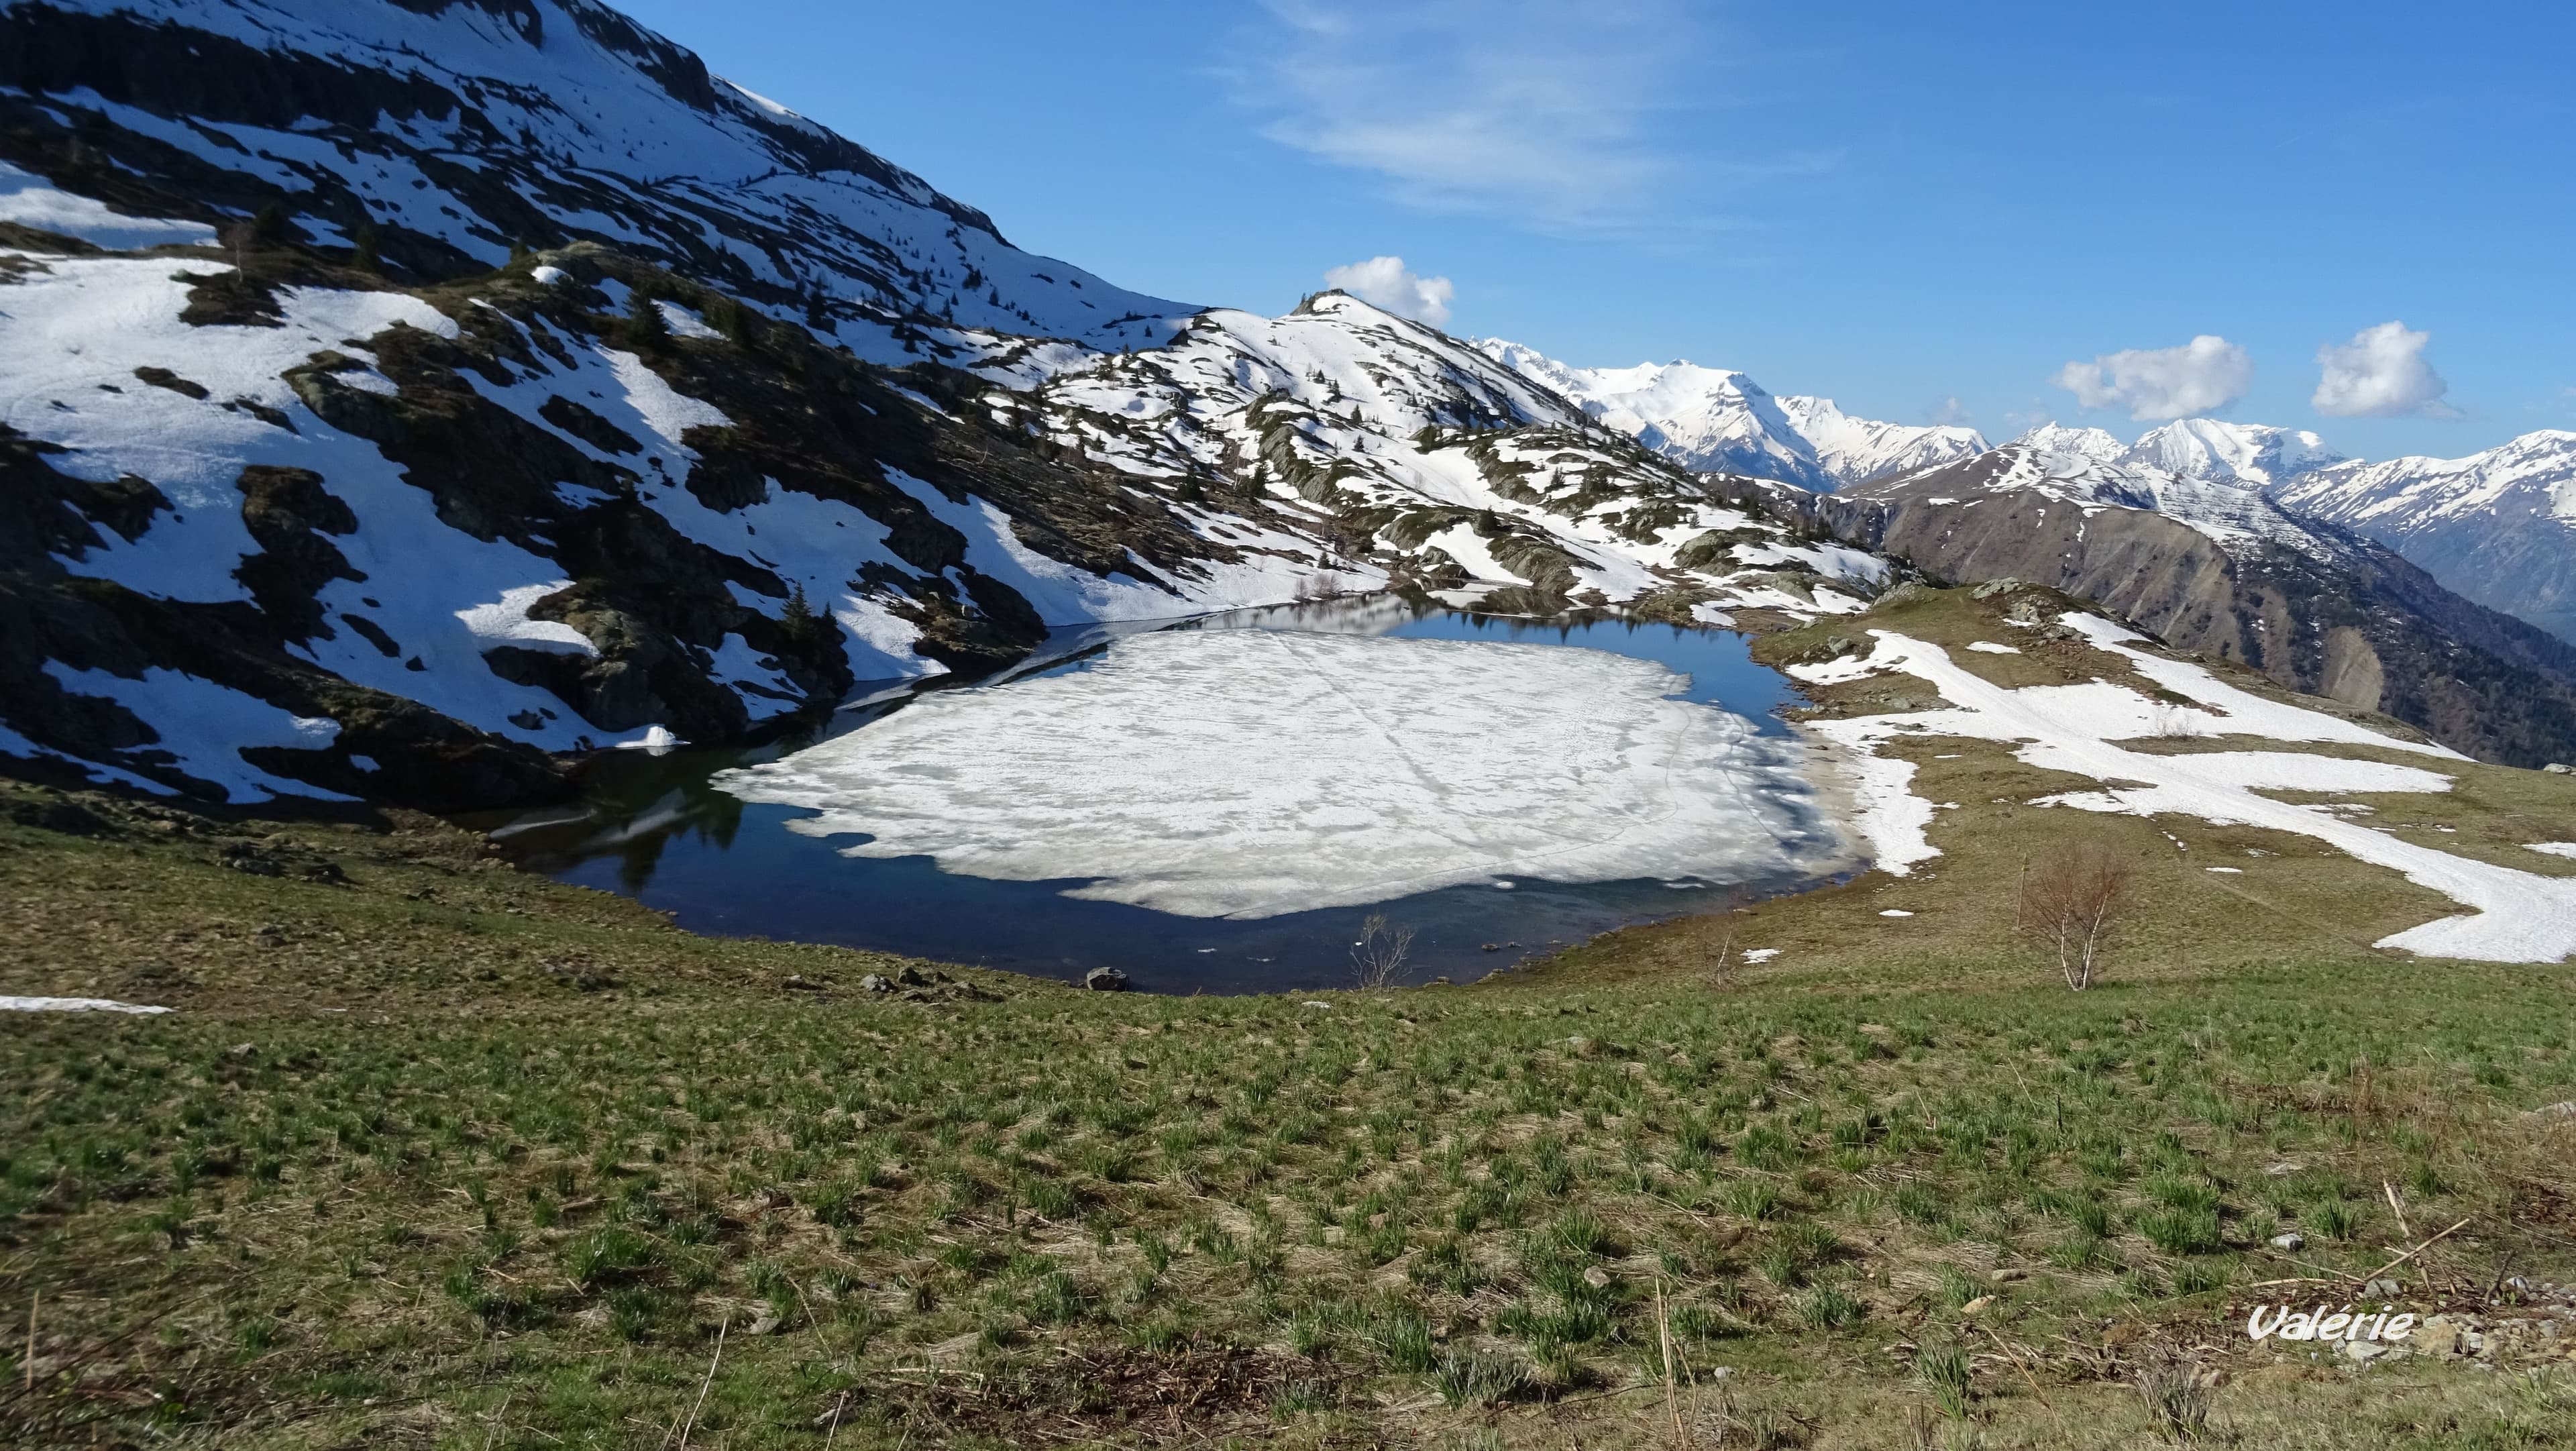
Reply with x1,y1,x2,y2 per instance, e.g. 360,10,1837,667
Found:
1350,913,1415,991
2023,843,2135,990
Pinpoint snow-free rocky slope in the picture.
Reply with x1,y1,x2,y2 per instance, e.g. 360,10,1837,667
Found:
2273,431,2576,648
0,0,1895,810
1741,441,2576,768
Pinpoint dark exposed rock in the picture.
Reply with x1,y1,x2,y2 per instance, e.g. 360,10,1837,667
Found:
131,365,207,400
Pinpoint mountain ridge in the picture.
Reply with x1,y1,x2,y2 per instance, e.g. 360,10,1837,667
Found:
1730,441,2576,767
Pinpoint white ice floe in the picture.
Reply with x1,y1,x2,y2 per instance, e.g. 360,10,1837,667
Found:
1,996,173,1014
1808,613,2576,963
718,629,1842,918
615,725,685,755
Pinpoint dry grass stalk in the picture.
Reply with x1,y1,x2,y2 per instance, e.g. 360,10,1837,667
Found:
2023,843,2134,989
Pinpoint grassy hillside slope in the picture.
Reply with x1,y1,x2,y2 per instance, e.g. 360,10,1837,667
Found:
5,590,2576,1449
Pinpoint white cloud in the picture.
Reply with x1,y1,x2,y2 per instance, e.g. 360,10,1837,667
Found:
1230,0,1788,233
1322,256,1454,327
2052,335,2253,422
2312,321,2456,419
1927,396,1972,427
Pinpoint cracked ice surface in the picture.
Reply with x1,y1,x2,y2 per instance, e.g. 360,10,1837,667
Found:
717,630,1841,918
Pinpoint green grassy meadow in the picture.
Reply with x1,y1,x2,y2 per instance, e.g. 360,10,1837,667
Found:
7,588,2576,1448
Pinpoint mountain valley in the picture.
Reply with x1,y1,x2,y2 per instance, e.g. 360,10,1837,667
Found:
5,3,2575,1448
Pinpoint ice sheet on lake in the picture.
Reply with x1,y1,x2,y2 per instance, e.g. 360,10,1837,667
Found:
717,630,1843,918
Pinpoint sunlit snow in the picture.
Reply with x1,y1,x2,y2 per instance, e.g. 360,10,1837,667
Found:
718,630,1842,919
1807,612,2576,963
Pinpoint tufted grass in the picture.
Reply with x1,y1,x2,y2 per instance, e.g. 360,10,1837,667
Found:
3,762,2575,1448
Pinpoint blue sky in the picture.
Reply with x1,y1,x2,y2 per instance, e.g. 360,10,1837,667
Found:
615,0,2573,460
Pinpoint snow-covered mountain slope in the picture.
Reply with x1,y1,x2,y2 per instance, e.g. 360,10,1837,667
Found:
1888,441,2346,557
1752,442,2576,767
2124,418,2345,488
1018,294,1888,614
0,157,1883,811
2008,419,2345,488
2008,423,2125,465
1777,395,1988,489
1472,340,1833,490
1472,339,1984,491
0,0,1191,369
0,234,1283,809
2273,431,2576,645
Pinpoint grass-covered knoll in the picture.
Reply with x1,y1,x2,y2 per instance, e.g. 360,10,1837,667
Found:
5,771,2575,1450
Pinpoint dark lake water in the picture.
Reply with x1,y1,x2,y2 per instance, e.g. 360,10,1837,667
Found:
472,594,1831,993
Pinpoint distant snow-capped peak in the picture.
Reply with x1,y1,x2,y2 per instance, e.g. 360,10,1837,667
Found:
2010,419,2346,488
1860,443,2343,559
1471,339,1983,490
2126,419,2347,487
2011,423,2128,466
1778,396,1989,488
1471,340,1826,489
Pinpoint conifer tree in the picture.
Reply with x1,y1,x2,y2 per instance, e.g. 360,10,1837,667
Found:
623,286,669,350
782,584,820,645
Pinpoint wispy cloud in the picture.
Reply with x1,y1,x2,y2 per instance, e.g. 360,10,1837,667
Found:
1927,396,1972,427
1228,0,1821,235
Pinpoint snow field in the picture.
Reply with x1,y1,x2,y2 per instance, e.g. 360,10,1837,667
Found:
0,159,213,249
1806,614,2576,963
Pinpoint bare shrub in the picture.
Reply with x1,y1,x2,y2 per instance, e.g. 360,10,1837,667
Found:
2150,703,2206,739
2023,843,2135,990
1350,914,1415,990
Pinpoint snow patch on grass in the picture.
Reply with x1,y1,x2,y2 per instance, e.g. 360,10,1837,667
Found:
1811,614,2576,963
0,996,173,1015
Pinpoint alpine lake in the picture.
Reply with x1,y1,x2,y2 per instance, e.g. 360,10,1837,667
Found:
470,592,1845,993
